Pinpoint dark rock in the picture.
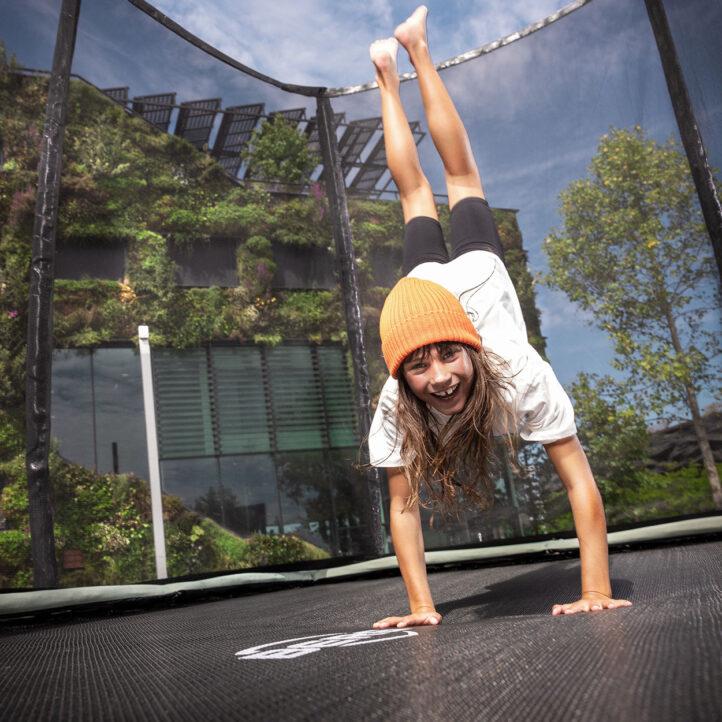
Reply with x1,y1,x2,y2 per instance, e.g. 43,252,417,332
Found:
647,411,722,470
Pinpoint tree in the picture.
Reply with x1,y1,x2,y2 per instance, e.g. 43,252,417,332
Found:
242,115,318,185
545,126,721,508
569,373,649,505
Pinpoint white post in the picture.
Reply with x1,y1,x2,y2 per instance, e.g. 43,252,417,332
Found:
138,325,168,580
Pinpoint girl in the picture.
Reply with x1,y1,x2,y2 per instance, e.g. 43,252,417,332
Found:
368,6,632,628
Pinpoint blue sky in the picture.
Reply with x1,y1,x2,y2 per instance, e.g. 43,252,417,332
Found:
2,0,719,412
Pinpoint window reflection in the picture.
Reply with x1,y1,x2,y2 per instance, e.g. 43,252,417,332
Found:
50,345,560,560
93,348,148,479
218,455,282,535
51,349,95,470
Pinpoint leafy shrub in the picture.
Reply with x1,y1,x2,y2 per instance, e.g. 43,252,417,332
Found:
242,533,327,567
242,116,319,184
0,530,31,586
541,462,720,533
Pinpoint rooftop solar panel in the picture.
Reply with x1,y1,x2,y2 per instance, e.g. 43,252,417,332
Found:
269,107,307,128
175,98,221,150
212,103,265,177
317,117,382,185
131,93,176,132
305,112,345,155
350,121,425,194
338,117,381,172
101,86,129,106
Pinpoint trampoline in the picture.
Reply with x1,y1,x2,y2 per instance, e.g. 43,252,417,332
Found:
1,535,721,720
1,0,722,719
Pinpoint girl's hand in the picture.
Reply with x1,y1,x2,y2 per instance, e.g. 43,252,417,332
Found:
552,591,632,616
373,610,442,629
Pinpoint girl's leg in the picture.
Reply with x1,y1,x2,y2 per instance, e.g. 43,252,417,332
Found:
370,38,437,224
395,6,485,209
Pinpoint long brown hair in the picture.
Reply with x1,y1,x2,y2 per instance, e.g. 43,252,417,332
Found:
396,341,514,515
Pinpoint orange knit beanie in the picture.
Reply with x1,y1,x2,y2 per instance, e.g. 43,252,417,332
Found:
379,277,481,378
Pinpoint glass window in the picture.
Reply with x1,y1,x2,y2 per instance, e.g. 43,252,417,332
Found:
93,348,149,479
316,347,358,448
218,454,282,535
324,448,370,555
153,348,215,459
266,346,324,451
211,347,271,454
160,456,220,516
275,450,330,551
50,349,95,470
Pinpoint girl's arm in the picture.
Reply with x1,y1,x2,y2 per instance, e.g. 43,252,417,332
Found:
372,467,442,628
544,435,633,615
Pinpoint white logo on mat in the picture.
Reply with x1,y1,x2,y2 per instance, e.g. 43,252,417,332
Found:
236,629,418,660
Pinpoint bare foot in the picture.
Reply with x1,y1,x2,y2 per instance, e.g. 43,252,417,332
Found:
369,37,399,85
394,5,428,52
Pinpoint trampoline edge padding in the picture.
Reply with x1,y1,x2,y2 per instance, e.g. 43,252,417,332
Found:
1,515,720,618
0,571,313,618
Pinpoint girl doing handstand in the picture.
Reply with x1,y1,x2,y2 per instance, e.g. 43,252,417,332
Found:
367,6,632,628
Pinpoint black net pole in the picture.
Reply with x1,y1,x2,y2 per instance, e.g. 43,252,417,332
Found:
644,0,722,285
316,95,386,556
25,0,82,588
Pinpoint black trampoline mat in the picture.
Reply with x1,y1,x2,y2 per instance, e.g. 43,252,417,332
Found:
1,541,720,721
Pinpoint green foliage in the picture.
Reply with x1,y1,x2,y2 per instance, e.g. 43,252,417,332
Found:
271,195,331,247
242,115,319,184
545,126,720,416
617,463,720,522
53,280,126,346
0,411,327,587
0,409,23,461
541,461,719,533
545,126,721,502
0,530,31,577
1,69,544,417
569,373,649,504
202,518,248,565
243,533,327,567
539,464,722,534
236,234,276,305
271,290,345,343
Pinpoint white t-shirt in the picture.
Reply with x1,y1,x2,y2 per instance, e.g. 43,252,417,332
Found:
368,250,577,467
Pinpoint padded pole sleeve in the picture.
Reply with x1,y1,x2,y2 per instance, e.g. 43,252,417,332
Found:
644,0,722,285
25,0,82,588
316,95,387,557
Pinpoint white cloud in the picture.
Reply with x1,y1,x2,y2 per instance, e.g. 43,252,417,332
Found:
536,288,594,332
151,0,392,87
149,0,578,87
452,0,567,50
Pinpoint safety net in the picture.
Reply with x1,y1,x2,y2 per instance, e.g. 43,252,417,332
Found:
0,0,719,590
662,0,722,183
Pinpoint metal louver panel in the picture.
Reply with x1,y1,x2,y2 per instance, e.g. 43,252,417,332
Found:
266,346,324,451
316,346,358,447
211,347,271,454
152,344,357,460
153,349,215,459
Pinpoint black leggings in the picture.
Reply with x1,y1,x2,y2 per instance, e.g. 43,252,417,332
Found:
402,196,505,275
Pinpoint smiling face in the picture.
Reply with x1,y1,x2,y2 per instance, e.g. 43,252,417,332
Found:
400,342,475,415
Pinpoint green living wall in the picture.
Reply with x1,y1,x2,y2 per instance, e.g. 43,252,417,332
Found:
0,62,544,419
